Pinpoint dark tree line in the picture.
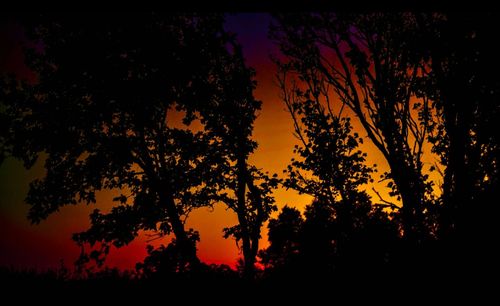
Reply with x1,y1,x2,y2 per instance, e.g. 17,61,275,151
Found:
423,13,500,277
0,12,276,278
1,12,499,286
272,13,438,245
263,12,499,283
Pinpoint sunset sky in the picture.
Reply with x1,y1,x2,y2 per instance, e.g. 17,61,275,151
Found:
0,13,438,270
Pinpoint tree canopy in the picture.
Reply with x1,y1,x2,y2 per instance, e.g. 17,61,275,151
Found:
1,12,499,288
0,12,270,271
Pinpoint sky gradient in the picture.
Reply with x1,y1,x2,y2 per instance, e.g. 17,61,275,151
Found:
0,13,311,270
0,13,439,270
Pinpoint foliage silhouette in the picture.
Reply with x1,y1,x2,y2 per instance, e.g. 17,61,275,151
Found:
269,11,499,287
272,13,438,243
413,13,500,277
261,200,398,282
260,205,303,270
264,58,399,279
1,12,499,292
192,38,279,278
0,13,259,271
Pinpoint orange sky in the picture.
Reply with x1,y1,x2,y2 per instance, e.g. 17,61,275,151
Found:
0,14,311,270
0,14,441,271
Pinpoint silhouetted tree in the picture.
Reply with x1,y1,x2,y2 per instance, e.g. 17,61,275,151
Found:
262,200,398,282
279,73,376,214
279,60,396,261
273,13,500,282
0,13,244,271
272,13,437,243
418,13,500,238
300,200,337,273
411,13,500,277
194,37,279,278
260,206,303,269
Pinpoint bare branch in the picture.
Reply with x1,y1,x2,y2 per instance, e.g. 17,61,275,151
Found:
371,187,399,208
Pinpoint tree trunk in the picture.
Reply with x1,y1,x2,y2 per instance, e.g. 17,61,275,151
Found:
235,153,254,278
246,167,268,279
441,105,469,238
434,56,473,240
157,186,198,272
379,104,426,243
398,174,425,243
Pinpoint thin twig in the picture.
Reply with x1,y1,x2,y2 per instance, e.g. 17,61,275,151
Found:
371,187,399,208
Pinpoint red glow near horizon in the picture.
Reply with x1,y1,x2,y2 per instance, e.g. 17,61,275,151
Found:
0,14,440,271
0,14,302,271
